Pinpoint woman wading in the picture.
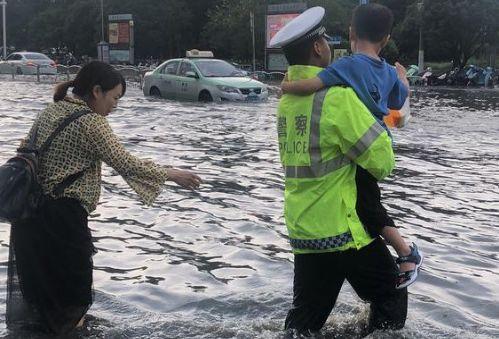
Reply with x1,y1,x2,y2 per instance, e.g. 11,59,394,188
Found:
6,61,201,334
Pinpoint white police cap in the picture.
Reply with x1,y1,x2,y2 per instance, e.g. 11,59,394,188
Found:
269,6,332,49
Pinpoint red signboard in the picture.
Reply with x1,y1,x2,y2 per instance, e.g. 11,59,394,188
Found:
118,22,130,44
266,13,300,48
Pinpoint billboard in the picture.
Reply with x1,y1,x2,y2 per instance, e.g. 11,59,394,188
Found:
266,14,300,48
108,14,134,64
265,3,307,71
109,22,130,44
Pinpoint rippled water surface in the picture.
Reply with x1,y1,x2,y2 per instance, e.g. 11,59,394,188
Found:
0,79,498,338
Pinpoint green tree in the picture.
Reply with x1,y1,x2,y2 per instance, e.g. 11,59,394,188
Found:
397,0,498,68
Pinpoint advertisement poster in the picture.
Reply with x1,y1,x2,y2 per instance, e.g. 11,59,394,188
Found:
118,22,130,44
108,23,119,44
266,14,299,48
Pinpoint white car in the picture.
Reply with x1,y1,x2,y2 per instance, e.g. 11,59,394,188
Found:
142,53,268,102
0,52,57,75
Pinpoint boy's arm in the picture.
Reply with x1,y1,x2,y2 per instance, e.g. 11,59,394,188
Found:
395,62,410,93
281,76,325,95
388,62,410,110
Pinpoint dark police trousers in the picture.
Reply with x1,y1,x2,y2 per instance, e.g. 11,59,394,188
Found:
285,237,407,333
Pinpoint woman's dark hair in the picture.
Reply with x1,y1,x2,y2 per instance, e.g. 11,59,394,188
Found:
54,61,126,102
352,3,394,43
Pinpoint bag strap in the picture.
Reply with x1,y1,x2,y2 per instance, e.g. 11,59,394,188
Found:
38,109,92,154
38,109,92,196
53,170,87,196
27,125,39,150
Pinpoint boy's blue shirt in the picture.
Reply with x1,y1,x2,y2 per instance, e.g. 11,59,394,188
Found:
318,53,408,132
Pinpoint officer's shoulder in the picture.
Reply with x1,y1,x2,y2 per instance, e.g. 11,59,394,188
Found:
324,85,358,99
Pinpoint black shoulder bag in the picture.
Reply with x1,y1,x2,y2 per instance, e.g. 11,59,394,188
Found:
0,110,91,222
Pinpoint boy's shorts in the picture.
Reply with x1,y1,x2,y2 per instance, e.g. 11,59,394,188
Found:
355,166,396,238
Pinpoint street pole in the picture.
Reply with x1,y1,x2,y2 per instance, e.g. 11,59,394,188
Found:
417,1,424,73
1,0,6,60
250,10,256,72
100,0,104,42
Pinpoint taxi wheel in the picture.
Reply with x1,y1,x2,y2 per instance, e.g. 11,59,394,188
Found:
16,67,23,75
150,87,161,97
198,91,213,102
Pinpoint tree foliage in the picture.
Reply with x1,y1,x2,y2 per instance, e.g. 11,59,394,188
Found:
3,0,498,67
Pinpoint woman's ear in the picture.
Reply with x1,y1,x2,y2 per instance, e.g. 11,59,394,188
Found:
91,85,102,99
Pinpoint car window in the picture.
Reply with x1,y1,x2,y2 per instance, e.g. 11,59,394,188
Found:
7,54,21,61
24,53,50,60
193,59,246,77
161,60,180,75
178,61,195,77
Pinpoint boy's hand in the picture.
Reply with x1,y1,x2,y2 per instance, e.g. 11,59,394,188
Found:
395,62,410,91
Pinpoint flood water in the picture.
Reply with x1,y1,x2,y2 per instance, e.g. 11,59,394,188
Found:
0,78,498,338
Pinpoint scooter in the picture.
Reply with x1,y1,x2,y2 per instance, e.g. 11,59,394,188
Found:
483,67,496,88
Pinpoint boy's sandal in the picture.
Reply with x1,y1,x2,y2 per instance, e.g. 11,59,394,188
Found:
395,242,423,289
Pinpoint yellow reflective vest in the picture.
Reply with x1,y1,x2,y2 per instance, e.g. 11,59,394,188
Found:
277,65,395,254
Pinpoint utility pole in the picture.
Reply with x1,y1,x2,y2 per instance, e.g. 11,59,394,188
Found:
100,0,104,42
250,10,256,72
97,0,109,63
417,1,424,72
1,0,6,59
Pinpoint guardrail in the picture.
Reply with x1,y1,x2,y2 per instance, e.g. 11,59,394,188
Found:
0,64,153,87
1,65,286,88
249,71,286,83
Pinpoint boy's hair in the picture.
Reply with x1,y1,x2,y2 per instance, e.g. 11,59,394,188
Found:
352,3,394,43
283,35,322,66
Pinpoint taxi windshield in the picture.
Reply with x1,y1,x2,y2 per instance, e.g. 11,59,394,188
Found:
193,59,246,77
24,53,51,60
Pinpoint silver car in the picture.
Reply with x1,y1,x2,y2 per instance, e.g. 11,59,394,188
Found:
0,52,57,75
142,57,268,102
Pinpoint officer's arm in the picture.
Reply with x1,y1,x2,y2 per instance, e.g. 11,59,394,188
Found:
329,90,395,180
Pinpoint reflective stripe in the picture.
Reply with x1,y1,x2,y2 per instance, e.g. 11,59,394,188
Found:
309,89,328,164
345,122,386,160
285,89,352,179
285,155,351,178
290,232,353,250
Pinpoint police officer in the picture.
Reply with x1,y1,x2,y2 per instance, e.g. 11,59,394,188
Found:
270,7,407,336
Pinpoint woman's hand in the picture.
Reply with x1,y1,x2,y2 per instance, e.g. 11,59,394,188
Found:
167,168,202,190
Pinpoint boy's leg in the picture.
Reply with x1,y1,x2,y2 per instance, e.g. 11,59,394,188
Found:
285,252,345,333
355,166,416,272
381,226,414,272
345,238,408,331
355,166,395,238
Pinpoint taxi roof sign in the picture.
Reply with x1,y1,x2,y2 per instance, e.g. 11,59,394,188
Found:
186,50,214,58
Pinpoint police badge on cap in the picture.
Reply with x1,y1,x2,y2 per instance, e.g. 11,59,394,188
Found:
269,7,334,49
